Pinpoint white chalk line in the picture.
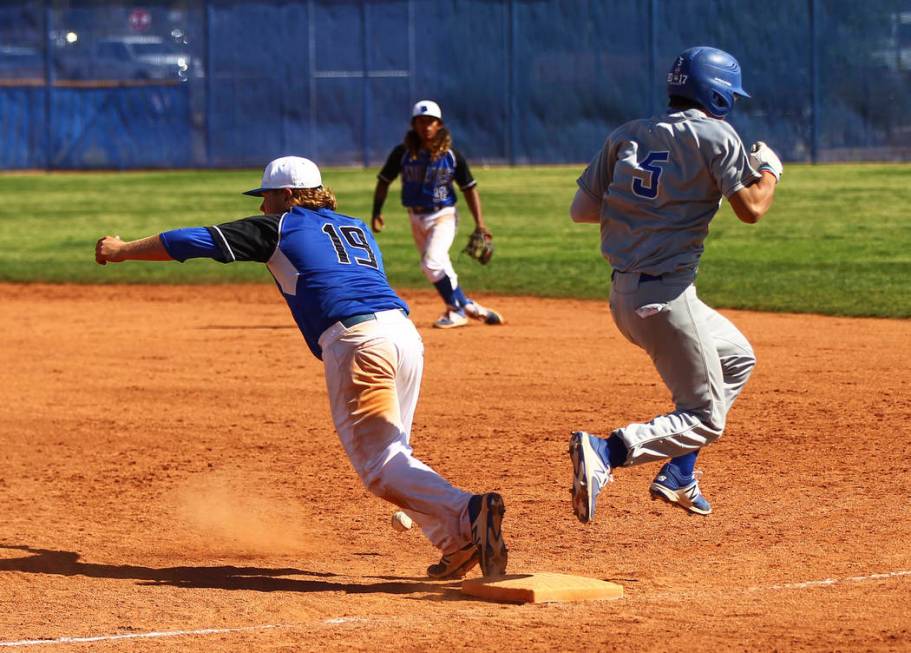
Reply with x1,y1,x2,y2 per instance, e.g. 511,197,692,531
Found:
0,571,908,647
752,569,911,592
0,619,367,648
639,568,911,602
0,625,283,648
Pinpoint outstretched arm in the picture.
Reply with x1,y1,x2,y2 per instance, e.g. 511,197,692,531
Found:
728,172,777,224
97,219,278,267
95,234,172,265
462,185,488,233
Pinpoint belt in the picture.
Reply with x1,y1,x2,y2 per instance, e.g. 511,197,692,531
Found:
409,206,436,214
339,309,407,328
340,313,378,328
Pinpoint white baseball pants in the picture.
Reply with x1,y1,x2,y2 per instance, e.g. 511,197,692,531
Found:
319,309,473,553
608,270,756,466
409,206,459,287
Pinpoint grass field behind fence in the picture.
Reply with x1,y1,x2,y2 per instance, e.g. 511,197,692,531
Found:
0,164,909,317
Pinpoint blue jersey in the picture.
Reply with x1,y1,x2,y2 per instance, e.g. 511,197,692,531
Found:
378,144,476,211
160,206,407,359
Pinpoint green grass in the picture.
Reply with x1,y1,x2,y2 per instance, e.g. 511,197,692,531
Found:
1,164,909,317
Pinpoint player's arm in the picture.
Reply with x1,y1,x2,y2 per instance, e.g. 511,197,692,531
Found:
96,217,279,266
714,135,781,225
95,234,173,265
454,150,488,233
461,185,487,233
571,141,612,224
372,145,405,233
371,178,391,233
728,172,777,224
570,187,600,223
96,227,226,266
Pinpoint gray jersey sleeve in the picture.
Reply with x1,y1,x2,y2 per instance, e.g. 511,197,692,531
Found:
709,121,760,197
577,134,619,201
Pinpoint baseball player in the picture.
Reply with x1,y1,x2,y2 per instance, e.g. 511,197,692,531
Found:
371,100,504,329
567,47,782,521
94,156,507,579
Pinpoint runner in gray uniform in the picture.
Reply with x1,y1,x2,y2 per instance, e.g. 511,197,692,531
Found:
567,46,782,521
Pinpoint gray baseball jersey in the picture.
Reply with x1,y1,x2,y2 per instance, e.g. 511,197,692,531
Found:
577,108,760,276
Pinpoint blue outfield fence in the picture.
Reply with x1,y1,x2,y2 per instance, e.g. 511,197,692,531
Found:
1,0,911,170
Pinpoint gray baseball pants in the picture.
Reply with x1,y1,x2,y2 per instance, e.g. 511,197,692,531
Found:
608,269,756,466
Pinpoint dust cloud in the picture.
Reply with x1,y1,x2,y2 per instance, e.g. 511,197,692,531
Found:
172,474,315,558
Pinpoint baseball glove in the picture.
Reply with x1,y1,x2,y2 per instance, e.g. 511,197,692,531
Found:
463,228,494,265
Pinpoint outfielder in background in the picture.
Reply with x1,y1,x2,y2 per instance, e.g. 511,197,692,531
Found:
94,156,508,580
371,100,505,329
568,47,782,521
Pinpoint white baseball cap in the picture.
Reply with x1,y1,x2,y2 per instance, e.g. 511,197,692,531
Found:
243,156,322,196
411,100,442,120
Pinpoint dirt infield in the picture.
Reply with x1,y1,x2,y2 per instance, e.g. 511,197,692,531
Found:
1,283,909,651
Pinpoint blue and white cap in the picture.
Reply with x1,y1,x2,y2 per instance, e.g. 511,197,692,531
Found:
243,156,322,196
411,100,442,120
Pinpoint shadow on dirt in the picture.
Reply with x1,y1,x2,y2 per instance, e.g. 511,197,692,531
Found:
196,325,294,330
0,545,463,599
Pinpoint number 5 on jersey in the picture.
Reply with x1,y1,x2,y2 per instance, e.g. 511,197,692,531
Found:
632,151,670,199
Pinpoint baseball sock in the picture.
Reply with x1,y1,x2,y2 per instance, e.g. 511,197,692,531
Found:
668,452,697,479
599,434,627,469
451,285,470,309
432,278,460,311
591,435,629,468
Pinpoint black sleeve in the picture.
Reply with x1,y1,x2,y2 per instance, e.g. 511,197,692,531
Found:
378,144,407,182
206,214,281,263
452,148,477,190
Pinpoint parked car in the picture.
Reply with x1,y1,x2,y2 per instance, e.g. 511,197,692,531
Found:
871,11,911,71
0,44,44,80
57,35,201,82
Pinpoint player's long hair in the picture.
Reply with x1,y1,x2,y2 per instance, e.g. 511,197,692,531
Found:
668,95,705,112
405,125,452,161
289,186,337,211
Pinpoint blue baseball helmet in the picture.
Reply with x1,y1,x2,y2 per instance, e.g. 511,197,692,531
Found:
666,46,749,118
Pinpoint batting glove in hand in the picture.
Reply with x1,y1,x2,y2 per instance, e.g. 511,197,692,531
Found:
749,141,783,182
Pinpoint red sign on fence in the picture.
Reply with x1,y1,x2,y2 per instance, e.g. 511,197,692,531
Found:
128,8,152,33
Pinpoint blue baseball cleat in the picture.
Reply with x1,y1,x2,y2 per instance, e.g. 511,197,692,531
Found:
568,431,613,523
649,463,712,515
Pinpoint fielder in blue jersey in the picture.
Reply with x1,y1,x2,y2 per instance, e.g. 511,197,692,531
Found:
371,100,505,329
568,47,782,522
94,156,507,579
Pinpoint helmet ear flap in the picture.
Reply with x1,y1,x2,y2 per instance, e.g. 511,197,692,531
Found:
711,90,733,117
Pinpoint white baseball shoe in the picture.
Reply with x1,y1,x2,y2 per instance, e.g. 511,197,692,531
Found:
569,431,613,523
464,302,505,325
433,309,469,329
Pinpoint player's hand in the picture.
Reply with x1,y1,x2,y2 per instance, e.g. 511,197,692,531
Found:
95,235,124,265
371,214,384,233
749,141,783,182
